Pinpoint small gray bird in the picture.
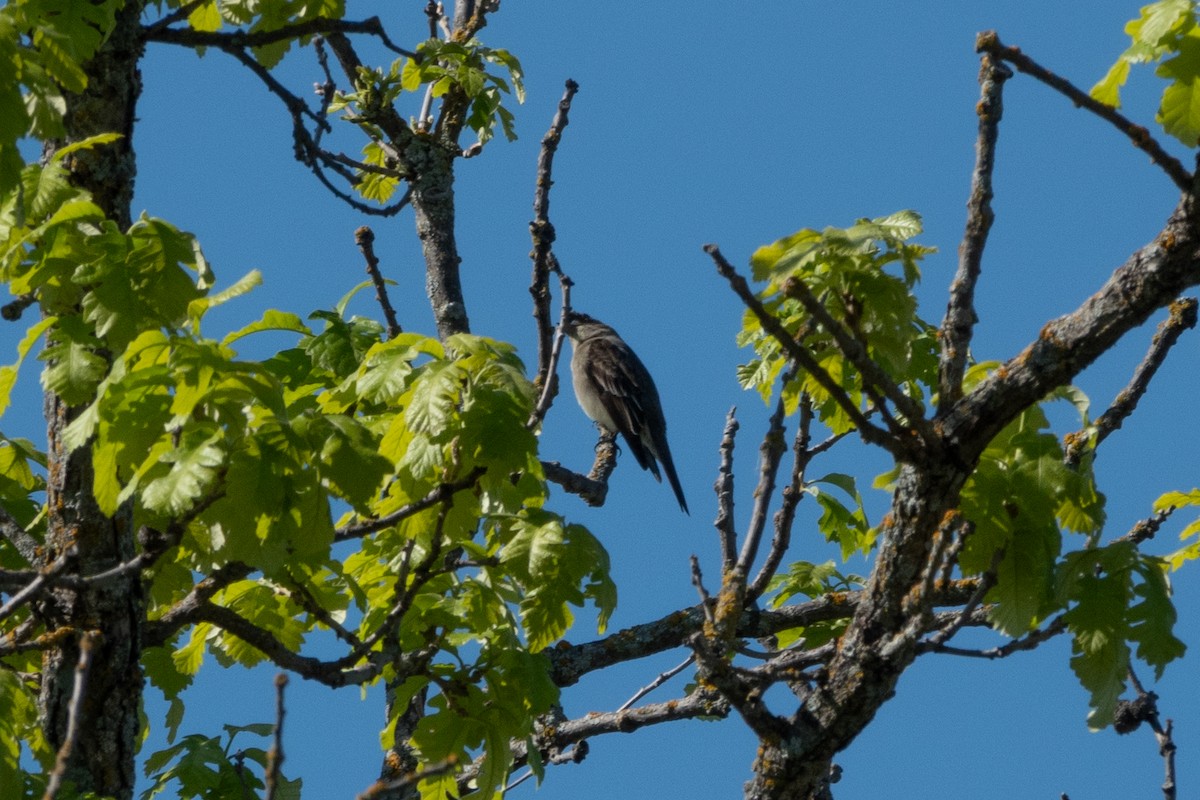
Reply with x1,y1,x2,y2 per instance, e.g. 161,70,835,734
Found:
562,311,688,514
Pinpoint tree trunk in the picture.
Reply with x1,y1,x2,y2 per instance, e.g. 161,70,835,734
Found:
37,3,146,797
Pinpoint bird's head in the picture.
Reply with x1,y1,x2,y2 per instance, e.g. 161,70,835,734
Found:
562,311,611,341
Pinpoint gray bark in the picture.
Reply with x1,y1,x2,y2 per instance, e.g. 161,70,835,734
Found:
36,3,147,797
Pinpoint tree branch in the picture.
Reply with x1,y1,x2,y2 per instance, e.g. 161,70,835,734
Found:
333,468,485,542
714,409,739,572
355,226,403,339
264,674,288,800
781,275,933,445
457,689,730,792
143,16,417,60
975,30,1192,193
1065,297,1197,465
939,50,1010,409
545,579,980,688
705,243,898,452
0,502,40,566
540,458,609,506
530,79,580,391
42,631,97,800
748,393,814,601
191,600,380,687
142,562,255,647
736,394,788,576
942,194,1200,464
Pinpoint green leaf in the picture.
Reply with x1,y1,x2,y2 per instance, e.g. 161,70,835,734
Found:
48,132,124,163
0,316,54,417
1129,556,1186,676
1091,0,1195,107
221,309,311,346
188,1,224,32
1157,30,1200,146
40,315,106,405
141,428,225,516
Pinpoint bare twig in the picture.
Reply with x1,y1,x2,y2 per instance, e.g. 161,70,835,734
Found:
0,502,40,565
922,614,1067,658
976,30,1192,192
923,542,999,649
1118,507,1175,546
0,549,73,623
540,458,608,506
457,690,728,792
143,16,418,59
782,275,933,444
264,674,288,800
355,226,402,338
714,409,739,572
748,392,812,601
1,293,36,322
737,393,789,576
529,274,572,429
705,244,897,452
939,50,1011,409
1065,298,1198,465
530,79,581,387
42,631,97,800
690,555,715,626
618,655,696,712
1120,670,1177,800
357,757,459,800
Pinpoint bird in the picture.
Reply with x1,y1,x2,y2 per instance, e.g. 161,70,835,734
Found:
561,310,689,514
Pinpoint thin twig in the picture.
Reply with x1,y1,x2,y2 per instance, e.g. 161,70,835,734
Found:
0,549,74,623
357,757,459,800
1117,507,1175,546
0,502,40,565
264,674,288,800
1065,298,1198,466
42,632,97,800
540,457,608,506
782,275,934,444
1,293,36,322
705,244,897,451
736,396,789,577
144,16,418,59
748,390,811,601
923,541,998,649
923,614,1067,658
939,50,1011,409
530,80,581,406
976,30,1192,192
690,555,715,626
355,226,402,338
1121,669,1178,800
618,655,696,712
714,409,739,572
334,468,485,541
529,273,572,429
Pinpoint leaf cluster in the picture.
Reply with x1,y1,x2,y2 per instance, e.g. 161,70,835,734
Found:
736,210,937,432
1091,0,1200,145
0,0,121,185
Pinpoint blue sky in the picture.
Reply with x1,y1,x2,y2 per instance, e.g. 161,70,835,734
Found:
11,2,1200,797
